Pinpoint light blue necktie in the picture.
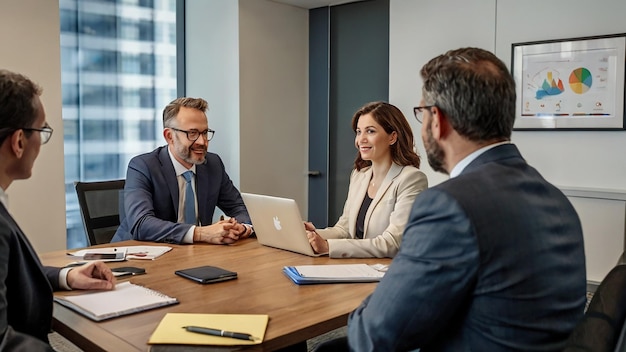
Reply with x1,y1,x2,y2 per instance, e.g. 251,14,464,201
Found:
182,171,196,224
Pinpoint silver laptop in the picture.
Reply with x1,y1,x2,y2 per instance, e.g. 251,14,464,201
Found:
242,193,322,257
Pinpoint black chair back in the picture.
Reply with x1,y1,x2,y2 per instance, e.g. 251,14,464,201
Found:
564,264,626,352
75,179,125,245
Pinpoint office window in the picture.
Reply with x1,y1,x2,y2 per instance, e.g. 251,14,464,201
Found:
84,154,121,179
81,85,120,106
82,120,121,140
82,49,119,73
60,0,180,248
120,19,154,41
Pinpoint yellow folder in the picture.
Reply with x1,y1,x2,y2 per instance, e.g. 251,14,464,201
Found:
148,313,269,346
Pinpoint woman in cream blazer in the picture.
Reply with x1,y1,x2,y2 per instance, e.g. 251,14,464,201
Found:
306,102,428,258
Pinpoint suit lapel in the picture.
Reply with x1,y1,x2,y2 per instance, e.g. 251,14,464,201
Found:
363,163,403,236
0,204,47,273
348,168,372,236
158,147,181,215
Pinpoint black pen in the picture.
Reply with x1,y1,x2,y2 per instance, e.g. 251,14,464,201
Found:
182,326,257,341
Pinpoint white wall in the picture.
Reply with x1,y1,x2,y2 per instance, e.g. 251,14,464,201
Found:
0,0,67,252
390,0,497,186
567,194,624,282
185,0,241,185
390,0,626,282
238,0,309,214
185,0,308,217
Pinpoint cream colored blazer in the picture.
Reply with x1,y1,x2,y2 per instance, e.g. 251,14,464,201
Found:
317,163,428,258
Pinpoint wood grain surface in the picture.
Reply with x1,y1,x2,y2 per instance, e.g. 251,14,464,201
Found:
41,239,390,351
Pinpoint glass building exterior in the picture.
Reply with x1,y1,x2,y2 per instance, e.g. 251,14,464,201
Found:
59,0,178,248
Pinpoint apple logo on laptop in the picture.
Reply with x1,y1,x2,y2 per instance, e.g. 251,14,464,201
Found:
273,216,282,231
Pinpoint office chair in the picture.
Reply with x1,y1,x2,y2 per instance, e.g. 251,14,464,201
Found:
75,179,125,245
563,264,626,352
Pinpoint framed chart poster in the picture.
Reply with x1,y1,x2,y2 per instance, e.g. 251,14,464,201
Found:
511,33,626,130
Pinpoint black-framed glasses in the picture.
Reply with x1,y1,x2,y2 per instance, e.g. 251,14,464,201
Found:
170,127,215,142
7,123,53,145
413,106,435,124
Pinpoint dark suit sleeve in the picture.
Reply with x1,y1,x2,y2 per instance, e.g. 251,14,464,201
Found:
43,267,61,291
347,188,480,351
0,222,55,351
0,326,54,352
123,155,192,243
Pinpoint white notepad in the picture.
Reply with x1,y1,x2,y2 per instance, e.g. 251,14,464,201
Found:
54,282,178,321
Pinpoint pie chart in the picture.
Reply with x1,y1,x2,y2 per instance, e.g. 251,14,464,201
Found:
569,67,592,94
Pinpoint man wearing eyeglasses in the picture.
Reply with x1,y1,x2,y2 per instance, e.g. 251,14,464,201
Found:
0,69,115,350
112,97,253,244
324,48,586,351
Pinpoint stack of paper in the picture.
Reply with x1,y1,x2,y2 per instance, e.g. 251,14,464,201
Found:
283,264,386,285
118,245,173,260
66,247,127,262
67,245,172,261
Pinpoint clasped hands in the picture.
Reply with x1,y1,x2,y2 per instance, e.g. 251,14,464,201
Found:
62,219,251,290
304,221,329,255
194,217,252,244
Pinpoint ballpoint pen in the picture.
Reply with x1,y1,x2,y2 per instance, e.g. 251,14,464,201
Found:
182,326,258,341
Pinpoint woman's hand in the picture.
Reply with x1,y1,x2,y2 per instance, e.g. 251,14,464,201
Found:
307,231,329,254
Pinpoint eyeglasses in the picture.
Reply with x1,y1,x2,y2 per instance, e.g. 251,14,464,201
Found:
413,106,435,124
170,127,215,142
21,123,54,145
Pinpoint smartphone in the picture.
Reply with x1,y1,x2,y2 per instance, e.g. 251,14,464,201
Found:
175,265,237,284
112,266,146,277
83,252,125,260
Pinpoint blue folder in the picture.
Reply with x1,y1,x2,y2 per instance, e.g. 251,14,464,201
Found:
282,265,384,285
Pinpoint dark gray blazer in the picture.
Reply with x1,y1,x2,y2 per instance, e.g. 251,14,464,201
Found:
0,204,58,351
112,146,251,243
348,144,587,351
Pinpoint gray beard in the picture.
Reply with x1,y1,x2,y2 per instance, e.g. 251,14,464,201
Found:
424,121,447,175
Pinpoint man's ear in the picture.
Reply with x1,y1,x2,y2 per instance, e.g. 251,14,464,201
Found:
10,130,25,158
163,128,173,144
430,106,450,140
429,106,442,140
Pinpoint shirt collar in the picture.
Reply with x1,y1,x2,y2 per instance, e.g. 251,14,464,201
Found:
0,187,8,209
167,146,196,176
449,141,510,178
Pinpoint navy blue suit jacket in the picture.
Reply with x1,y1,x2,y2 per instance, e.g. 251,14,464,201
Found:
0,204,58,351
348,144,587,351
112,146,251,243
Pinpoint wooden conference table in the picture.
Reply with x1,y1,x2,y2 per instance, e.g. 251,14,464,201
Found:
40,239,391,351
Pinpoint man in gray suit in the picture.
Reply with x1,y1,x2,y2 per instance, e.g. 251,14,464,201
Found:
344,48,587,351
0,69,115,350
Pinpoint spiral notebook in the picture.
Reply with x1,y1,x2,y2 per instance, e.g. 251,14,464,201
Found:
54,281,178,321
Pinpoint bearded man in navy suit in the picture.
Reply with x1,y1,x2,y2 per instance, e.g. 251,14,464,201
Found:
341,48,586,351
112,97,253,244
